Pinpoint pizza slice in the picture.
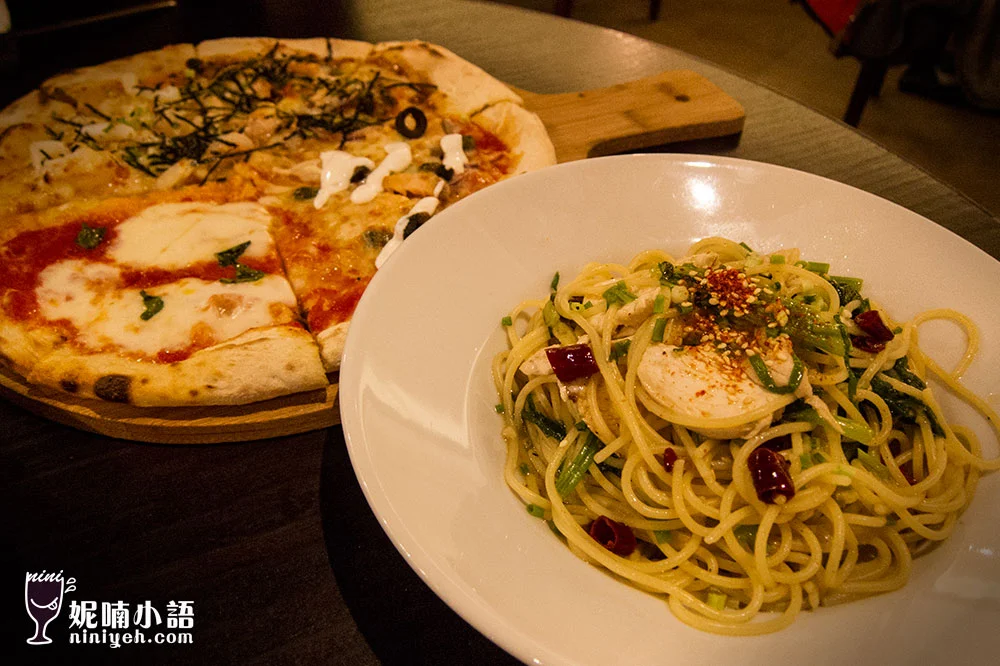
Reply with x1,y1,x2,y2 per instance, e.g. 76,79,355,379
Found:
0,190,327,405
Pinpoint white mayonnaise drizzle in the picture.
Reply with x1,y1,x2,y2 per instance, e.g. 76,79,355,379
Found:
440,133,469,175
314,151,376,209
375,196,440,269
351,142,412,204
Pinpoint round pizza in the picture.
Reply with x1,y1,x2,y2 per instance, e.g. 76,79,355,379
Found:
0,38,556,406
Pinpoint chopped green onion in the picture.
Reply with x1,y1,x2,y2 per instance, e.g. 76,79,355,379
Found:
799,452,814,470
739,241,754,253
857,449,890,479
550,271,560,291
706,591,728,610
678,302,694,315
784,407,873,445
834,315,857,401
575,420,589,431
651,317,668,343
547,520,562,536
501,315,513,327
747,353,803,394
526,504,545,518
602,281,637,306
733,524,759,550
769,255,785,264
653,530,673,544
797,260,830,274
542,301,560,328
609,339,631,361
518,463,530,475
522,396,567,441
555,431,600,496
652,293,666,314
293,186,319,200
494,403,505,414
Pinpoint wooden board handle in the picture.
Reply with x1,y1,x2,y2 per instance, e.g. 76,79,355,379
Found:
517,70,745,163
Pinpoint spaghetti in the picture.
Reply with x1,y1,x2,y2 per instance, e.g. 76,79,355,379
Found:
492,237,999,634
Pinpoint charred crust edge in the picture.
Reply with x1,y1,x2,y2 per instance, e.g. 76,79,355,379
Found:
94,374,133,403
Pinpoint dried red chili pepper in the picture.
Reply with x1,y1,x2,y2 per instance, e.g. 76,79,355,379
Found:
760,434,792,452
662,447,678,472
855,310,895,342
747,447,795,503
545,344,600,383
851,334,886,353
588,516,636,556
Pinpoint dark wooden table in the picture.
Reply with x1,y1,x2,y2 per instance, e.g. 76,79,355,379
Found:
3,1,998,664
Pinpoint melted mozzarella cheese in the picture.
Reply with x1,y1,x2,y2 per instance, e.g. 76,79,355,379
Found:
374,196,440,269
82,276,296,356
314,151,376,209
440,134,469,175
638,338,797,430
108,202,274,269
37,258,296,357
351,142,412,204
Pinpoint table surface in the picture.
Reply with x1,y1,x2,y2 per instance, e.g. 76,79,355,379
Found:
3,1,998,664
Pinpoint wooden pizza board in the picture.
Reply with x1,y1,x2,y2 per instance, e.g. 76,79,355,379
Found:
0,69,743,444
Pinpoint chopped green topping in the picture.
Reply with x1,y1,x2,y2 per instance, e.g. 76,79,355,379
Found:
501,315,513,327
522,395,567,441
797,260,830,274
220,263,265,284
857,449,890,479
75,223,106,250
609,339,631,361
575,420,589,431
706,591,728,610
139,290,164,321
769,255,785,264
657,261,675,284
652,317,668,343
747,353,803,394
216,241,251,267
526,504,545,518
542,301,560,328
734,524,759,550
654,530,673,544
494,403,505,414
555,430,601,497
550,271,560,291
652,293,666,314
461,134,476,151
603,281,637,306
518,463,530,475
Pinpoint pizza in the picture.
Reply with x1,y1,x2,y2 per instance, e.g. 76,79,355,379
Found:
0,38,556,406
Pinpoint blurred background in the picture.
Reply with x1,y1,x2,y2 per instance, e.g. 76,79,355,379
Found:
0,0,997,214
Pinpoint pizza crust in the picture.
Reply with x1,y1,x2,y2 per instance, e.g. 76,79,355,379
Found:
41,44,197,91
316,322,350,372
472,101,556,175
371,40,523,116
194,37,374,62
27,326,328,406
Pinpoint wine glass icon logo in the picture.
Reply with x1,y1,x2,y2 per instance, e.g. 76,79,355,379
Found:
25,573,67,645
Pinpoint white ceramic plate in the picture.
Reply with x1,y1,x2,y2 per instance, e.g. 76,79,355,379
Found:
340,155,1000,666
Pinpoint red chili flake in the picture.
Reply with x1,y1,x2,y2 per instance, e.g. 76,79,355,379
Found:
851,334,886,353
662,447,678,472
747,448,795,503
588,516,636,556
545,344,599,383
854,310,895,342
